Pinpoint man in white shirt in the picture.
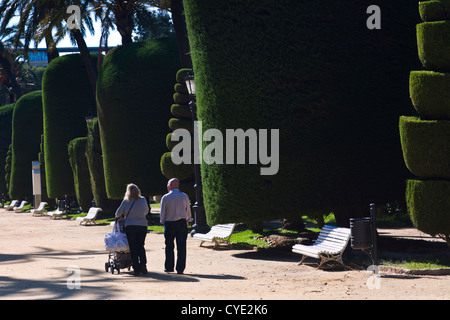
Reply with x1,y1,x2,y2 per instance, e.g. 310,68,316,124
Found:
160,178,192,274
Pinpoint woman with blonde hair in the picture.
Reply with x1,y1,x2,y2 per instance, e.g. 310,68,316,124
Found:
115,183,149,275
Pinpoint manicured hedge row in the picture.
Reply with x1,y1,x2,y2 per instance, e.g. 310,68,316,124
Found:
0,103,14,195
409,71,450,119
68,137,93,211
184,0,418,225
419,0,450,22
406,179,450,239
97,38,180,199
85,118,121,213
9,91,43,200
42,54,97,199
417,21,450,71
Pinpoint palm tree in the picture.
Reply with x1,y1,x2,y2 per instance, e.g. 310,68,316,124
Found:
149,0,191,68
35,0,98,96
0,32,22,103
0,0,60,63
91,0,157,45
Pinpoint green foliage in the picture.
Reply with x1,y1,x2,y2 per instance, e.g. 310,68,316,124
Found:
406,179,450,242
160,152,194,181
401,6,450,247
9,91,43,200
419,0,450,22
97,38,180,199
399,116,450,179
160,68,195,200
0,103,14,195
42,54,97,199
68,137,93,211
417,21,450,72
85,118,122,213
410,71,450,119
184,0,419,225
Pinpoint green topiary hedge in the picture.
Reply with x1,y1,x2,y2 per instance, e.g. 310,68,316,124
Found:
0,103,14,195
160,68,195,200
68,137,93,211
417,21,450,71
184,0,419,226
85,118,122,213
42,54,97,199
9,91,43,200
401,4,450,247
406,179,450,244
399,116,450,179
97,38,180,199
419,0,450,22
409,71,450,119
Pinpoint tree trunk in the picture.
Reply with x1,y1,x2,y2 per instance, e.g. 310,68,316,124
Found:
72,30,98,97
0,54,21,102
171,0,192,68
114,6,134,45
45,34,59,63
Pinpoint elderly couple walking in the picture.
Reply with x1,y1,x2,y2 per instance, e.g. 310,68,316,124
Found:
114,178,192,276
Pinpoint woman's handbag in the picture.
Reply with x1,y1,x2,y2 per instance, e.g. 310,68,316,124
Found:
104,221,130,252
118,200,135,233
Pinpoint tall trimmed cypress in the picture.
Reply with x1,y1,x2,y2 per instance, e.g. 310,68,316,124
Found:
85,118,121,213
0,103,14,195
9,91,43,200
184,0,419,226
400,0,450,247
97,38,180,199
42,54,97,199
160,68,195,199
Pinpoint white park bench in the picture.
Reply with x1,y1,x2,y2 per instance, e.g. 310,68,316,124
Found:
292,225,351,269
4,200,18,211
48,208,65,219
13,200,28,213
75,207,102,225
193,223,236,247
31,202,48,216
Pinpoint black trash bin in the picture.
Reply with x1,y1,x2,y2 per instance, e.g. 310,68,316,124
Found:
350,217,373,250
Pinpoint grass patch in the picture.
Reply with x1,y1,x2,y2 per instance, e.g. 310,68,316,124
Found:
148,225,164,233
376,214,414,228
230,230,271,248
380,254,450,269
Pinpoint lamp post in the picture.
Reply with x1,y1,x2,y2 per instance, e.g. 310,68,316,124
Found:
185,71,208,235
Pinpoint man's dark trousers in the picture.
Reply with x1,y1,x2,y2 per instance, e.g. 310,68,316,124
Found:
164,219,188,273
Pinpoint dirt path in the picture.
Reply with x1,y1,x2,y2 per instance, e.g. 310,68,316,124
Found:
0,209,449,300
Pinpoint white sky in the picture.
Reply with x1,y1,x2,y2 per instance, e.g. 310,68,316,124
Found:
37,20,126,48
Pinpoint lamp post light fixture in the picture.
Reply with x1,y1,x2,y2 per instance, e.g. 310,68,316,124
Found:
185,71,208,235
85,110,95,124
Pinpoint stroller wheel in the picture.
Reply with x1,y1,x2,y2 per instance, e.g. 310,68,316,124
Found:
105,262,110,273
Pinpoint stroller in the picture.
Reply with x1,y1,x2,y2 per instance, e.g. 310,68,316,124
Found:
104,219,132,274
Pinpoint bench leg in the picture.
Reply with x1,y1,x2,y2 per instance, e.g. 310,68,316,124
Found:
298,255,307,265
317,252,346,269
